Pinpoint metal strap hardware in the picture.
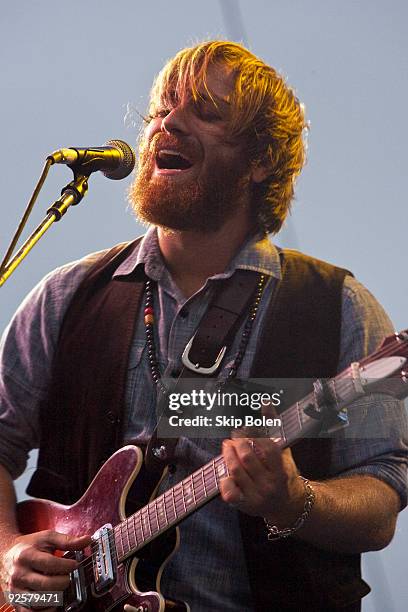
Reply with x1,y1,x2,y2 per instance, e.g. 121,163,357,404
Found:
182,333,227,374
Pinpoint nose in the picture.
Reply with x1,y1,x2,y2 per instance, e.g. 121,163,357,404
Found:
160,105,189,135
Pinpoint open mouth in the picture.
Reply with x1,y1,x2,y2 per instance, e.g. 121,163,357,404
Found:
155,149,193,172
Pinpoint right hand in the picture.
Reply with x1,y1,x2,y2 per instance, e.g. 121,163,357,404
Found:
1,530,91,609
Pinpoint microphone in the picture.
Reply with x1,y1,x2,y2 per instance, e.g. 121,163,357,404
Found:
48,139,136,180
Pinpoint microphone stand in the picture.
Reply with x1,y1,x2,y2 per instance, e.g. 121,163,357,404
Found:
0,172,89,288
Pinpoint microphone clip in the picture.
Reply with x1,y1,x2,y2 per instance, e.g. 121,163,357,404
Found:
47,172,89,221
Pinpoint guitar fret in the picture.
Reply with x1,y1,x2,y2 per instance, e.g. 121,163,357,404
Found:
146,503,154,535
120,524,125,557
162,494,169,525
192,471,204,504
203,471,211,496
218,457,228,479
335,375,355,403
289,408,306,441
213,457,227,488
115,526,124,559
210,458,219,491
201,468,207,497
171,487,177,519
156,495,167,529
134,516,139,546
208,465,218,491
125,521,131,553
181,477,194,508
138,510,145,541
147,503,158,535
180,483,187,513
150,500,160,534
163,490,175,523
142,507,152,537
154,498,161,530
190,475,197,505
130,515,138,547
328,378,338,404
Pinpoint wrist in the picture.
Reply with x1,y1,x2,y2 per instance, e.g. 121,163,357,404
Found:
0,529,21,562
264,473,306,525
264,476,316,541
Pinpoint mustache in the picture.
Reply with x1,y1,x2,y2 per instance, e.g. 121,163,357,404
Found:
141,132,199,161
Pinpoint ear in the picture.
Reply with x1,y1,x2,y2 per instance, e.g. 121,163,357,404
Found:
250,162,270,184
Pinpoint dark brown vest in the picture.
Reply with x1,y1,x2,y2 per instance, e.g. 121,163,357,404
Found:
27,240,370,611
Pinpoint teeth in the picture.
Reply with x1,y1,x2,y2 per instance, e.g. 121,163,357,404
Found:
158,149,190,161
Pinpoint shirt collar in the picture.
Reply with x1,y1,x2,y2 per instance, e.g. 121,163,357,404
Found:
113,226,282,282
113,226,166,282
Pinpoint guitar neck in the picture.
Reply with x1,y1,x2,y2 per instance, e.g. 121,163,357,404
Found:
114,454,226,561
114,394,320,562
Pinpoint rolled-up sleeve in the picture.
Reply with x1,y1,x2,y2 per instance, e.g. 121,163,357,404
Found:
328,275,408,508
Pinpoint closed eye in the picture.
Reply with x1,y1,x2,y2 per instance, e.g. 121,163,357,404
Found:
194,101,223,122
148,109,171,121
197,108,223,122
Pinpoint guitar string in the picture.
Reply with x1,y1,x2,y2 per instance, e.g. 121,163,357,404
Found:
72,333,408,575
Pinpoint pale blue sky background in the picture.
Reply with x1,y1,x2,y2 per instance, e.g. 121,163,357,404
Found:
0,2,407,610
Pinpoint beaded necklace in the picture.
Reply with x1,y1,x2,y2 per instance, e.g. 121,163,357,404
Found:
144,274,266,392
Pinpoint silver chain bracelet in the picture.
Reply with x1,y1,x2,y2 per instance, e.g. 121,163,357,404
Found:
264,476,315,541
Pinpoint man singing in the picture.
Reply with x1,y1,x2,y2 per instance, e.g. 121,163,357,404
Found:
0,41,407,611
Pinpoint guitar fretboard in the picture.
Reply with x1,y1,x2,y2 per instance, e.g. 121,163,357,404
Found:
114,454,229,560
113,389,323,560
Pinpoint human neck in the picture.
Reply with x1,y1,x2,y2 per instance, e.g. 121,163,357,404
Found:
157,215,253,298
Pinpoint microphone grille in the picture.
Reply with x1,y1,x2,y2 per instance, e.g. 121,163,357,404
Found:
103,139,136,180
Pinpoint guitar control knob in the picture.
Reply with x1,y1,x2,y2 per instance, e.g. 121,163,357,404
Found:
152,445,167,460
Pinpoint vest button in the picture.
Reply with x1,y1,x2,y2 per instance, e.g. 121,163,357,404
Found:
106,410,116,424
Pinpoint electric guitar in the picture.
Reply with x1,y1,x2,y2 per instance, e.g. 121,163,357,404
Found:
1,330,408,612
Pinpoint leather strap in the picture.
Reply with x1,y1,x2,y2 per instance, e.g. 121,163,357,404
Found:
182,269,260,371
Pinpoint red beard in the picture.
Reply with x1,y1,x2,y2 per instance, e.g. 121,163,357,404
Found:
129,133,252,233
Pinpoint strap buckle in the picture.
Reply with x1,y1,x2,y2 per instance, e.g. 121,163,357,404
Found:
181,332,227,375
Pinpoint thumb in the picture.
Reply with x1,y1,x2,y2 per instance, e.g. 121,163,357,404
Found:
39,531,92,552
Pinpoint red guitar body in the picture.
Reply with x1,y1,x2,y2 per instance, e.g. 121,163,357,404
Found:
14,446,189,612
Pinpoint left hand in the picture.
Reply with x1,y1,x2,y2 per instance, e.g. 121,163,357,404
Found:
220,438,305,522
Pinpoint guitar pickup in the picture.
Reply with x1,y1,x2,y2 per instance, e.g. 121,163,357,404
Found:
65,550,87,611
91,524,117,594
